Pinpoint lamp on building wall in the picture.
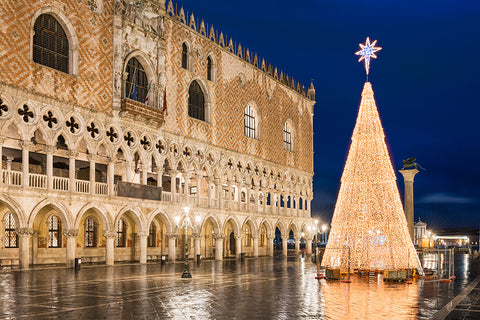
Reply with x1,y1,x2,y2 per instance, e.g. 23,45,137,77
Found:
175,206,201,278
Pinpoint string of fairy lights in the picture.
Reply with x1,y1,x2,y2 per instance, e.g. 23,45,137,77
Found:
321,38,420,271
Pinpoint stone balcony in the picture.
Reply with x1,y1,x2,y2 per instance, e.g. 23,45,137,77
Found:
121,98,164,125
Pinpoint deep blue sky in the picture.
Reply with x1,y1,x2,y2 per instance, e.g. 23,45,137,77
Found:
174,0,480,229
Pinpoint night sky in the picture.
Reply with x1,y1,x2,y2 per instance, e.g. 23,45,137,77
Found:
173,0,480,229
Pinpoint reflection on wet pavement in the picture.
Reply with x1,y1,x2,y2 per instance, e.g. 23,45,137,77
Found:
0,254,478,319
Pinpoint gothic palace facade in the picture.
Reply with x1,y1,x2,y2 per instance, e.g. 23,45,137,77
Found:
0,0,316,268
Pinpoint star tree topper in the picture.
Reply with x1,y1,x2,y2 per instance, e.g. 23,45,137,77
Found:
355,37,382,76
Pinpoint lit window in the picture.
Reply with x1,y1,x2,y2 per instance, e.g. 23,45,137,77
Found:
148,223,156,247
4,213,17,248
207,56,213,81
85,217,97,247
283,122,292,151
116,219,126,247
188,81,205,121
181,43,188,69
244,104,256,139
33,14,69,73
48,215,62,248
125,57,148,103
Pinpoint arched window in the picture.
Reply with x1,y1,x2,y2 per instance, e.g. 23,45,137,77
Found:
33,14,69,73
283,122,292,151
4,213,17,248
188,81,205,121
244,226,251,247
148,223,156,247
181,43,188,69
125,57,149,103
299,197,303,210
116,219,126,247
207,56,213,81
48,215,62,248
244,104,257,139
259,225,266,247
85,217,97,247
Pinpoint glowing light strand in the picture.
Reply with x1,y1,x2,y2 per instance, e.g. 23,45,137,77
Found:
355,37,382,76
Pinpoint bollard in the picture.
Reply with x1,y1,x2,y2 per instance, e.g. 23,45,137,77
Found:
74,258,81,271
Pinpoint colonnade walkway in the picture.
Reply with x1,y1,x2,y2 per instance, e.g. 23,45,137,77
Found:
0,254,479,319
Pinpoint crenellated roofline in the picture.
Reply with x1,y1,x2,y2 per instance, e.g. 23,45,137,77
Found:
165,0,315,101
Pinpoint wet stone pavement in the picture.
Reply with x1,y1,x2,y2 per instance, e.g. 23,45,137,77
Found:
1,254,479,319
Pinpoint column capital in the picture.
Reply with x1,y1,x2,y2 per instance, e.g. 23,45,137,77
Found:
192,233,202,240
0,137,5,145
137,231,149,238
399,168,419,182
251,233,259,239
19,140,34,150
16,228,33,236
66,150,79,158
63,229,79,237
87,154,98,162
266,233,275,239
213,233,225,240
103,230,117,239
45,145,57,154
166,232,178,238
234,235,243,240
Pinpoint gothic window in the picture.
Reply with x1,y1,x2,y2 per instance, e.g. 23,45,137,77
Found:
283,122,292,152
48,215,62,248
181,43,188,69
259,225,266,247
245,226,251,247
33,14,69,73
4,213,17,248
207,56,213,81
188,80,205,121
125,57,148,103
148,223,156,247
244,104,256,139
85,217,97,247
116,219,126,247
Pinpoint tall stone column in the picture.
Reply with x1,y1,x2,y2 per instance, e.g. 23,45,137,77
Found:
17,228,32,269
138,232,148,264
88,154,96,194
267,233,274,257
125,161,134,183
103,231,116,265
214,233,224,260
67,151,78,192
399,169,419,242
305,236,313,255
20,140,32,187
64,229,79,268
107,158,115,196
294,237,301,256
252,234,259,258
169,170,177,202
167,233,177,262
46,146,55,189
214,178,221,208
235,235,242,259
281,236,288,257
31,231,39,265
193,233,202,258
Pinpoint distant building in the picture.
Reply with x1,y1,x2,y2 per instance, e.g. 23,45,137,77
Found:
0,0,315,268
414,219,428,246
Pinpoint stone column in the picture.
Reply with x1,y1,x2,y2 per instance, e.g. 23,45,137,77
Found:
235,235,242,259
183,174,190,205
305,236,313,255
169,170,177,202
17,228,32,269
20,140,32,187
252,234,259,258
106,158,115,196
193,233,201,258
294,237,301,256
156,167,163,188
138,231,148,264
46,146,55,189
267,233,274,257
125,161,134,183
31,231,39,265
281,236,288,257
167,232,177,262
399,169,419,242
214,233,224,260
103,231,116,265
88,154,96,194
214,178,221,208
196,175,201,206
141,163,148,185
64,229,79,268
67,151,78,192
0,138,3,186
207,177,213,207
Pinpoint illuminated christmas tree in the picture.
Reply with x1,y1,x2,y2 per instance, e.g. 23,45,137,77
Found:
321,38,420,271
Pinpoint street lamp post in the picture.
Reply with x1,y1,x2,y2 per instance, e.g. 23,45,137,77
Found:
322,224,327,244
175,207,201,279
